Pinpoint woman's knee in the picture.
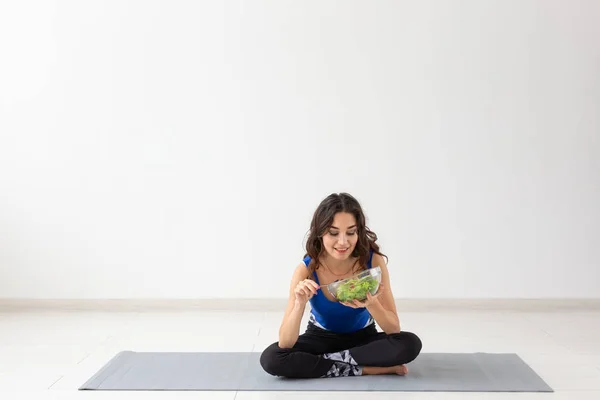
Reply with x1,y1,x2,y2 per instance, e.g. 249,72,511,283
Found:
408,331,423,358
391,331,423,363
259,342,287,376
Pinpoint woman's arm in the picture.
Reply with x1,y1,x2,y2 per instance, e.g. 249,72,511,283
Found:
365,254,401,333
278,263,313,348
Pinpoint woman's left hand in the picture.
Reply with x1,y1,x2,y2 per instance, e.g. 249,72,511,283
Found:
341,284,384,309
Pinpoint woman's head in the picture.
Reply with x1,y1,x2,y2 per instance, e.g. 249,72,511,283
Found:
304,193,386,275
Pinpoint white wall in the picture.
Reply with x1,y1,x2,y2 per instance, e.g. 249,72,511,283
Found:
1,0,599,300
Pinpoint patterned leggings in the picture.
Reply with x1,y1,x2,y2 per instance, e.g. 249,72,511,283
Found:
260,323,422,379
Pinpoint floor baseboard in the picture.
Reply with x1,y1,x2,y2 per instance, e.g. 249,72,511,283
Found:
1,298,599,312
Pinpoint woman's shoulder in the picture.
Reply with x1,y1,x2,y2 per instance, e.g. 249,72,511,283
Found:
370,251,391,277
291,260,310,281
370,251,386,267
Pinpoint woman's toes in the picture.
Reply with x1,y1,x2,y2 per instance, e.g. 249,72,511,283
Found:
396,365,408,375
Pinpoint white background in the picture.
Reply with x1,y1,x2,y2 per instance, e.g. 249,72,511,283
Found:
1,0,599,300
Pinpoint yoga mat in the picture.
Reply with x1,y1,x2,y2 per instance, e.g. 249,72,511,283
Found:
79,351,553,392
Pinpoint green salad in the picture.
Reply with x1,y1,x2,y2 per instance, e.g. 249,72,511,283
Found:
335,275,379,302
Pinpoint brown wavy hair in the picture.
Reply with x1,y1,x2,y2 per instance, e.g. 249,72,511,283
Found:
304,193,387,280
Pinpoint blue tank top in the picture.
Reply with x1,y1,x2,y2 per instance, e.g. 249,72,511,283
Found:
302,250,375,333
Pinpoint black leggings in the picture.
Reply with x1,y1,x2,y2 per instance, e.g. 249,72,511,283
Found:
260,323,422,379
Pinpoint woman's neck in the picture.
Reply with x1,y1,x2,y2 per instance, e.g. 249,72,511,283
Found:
320,254,357,276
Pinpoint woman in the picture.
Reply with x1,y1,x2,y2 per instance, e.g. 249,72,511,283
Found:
260,192,422,379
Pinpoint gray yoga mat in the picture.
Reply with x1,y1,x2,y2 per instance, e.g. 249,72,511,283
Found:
79,351,553,392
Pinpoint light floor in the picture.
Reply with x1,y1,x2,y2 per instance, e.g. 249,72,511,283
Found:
1,308,600,399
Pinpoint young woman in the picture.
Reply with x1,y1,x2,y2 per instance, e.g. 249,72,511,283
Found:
260,193,422,379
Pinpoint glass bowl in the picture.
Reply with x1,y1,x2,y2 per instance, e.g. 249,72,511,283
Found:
327,266,382,302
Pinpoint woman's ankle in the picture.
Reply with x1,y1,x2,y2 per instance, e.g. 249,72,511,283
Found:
362,365,408,376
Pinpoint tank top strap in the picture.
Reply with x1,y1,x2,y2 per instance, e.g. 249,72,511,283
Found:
302,255,319,283
367,249,374,269
302,255,311,267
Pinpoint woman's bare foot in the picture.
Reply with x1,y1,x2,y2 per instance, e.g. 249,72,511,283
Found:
362,364,408,376
395,364,408,375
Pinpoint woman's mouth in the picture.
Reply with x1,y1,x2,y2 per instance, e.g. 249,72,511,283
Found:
335,248,348,254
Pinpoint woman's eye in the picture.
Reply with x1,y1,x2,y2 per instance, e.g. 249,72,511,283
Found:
329,231,356,236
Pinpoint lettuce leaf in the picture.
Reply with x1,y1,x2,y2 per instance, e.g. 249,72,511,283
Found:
335,275,379,302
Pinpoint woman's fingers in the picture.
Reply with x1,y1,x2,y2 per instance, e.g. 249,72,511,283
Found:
304,280,320,293
294,279,321,301
305,285,317,295
296,282,316,298
301,279,319,294
311,280,321,290
295,286,308,298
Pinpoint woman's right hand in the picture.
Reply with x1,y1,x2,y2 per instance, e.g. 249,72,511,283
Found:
294,279,320,304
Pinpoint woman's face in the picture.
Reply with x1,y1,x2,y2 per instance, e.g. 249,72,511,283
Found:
321,212,358,261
